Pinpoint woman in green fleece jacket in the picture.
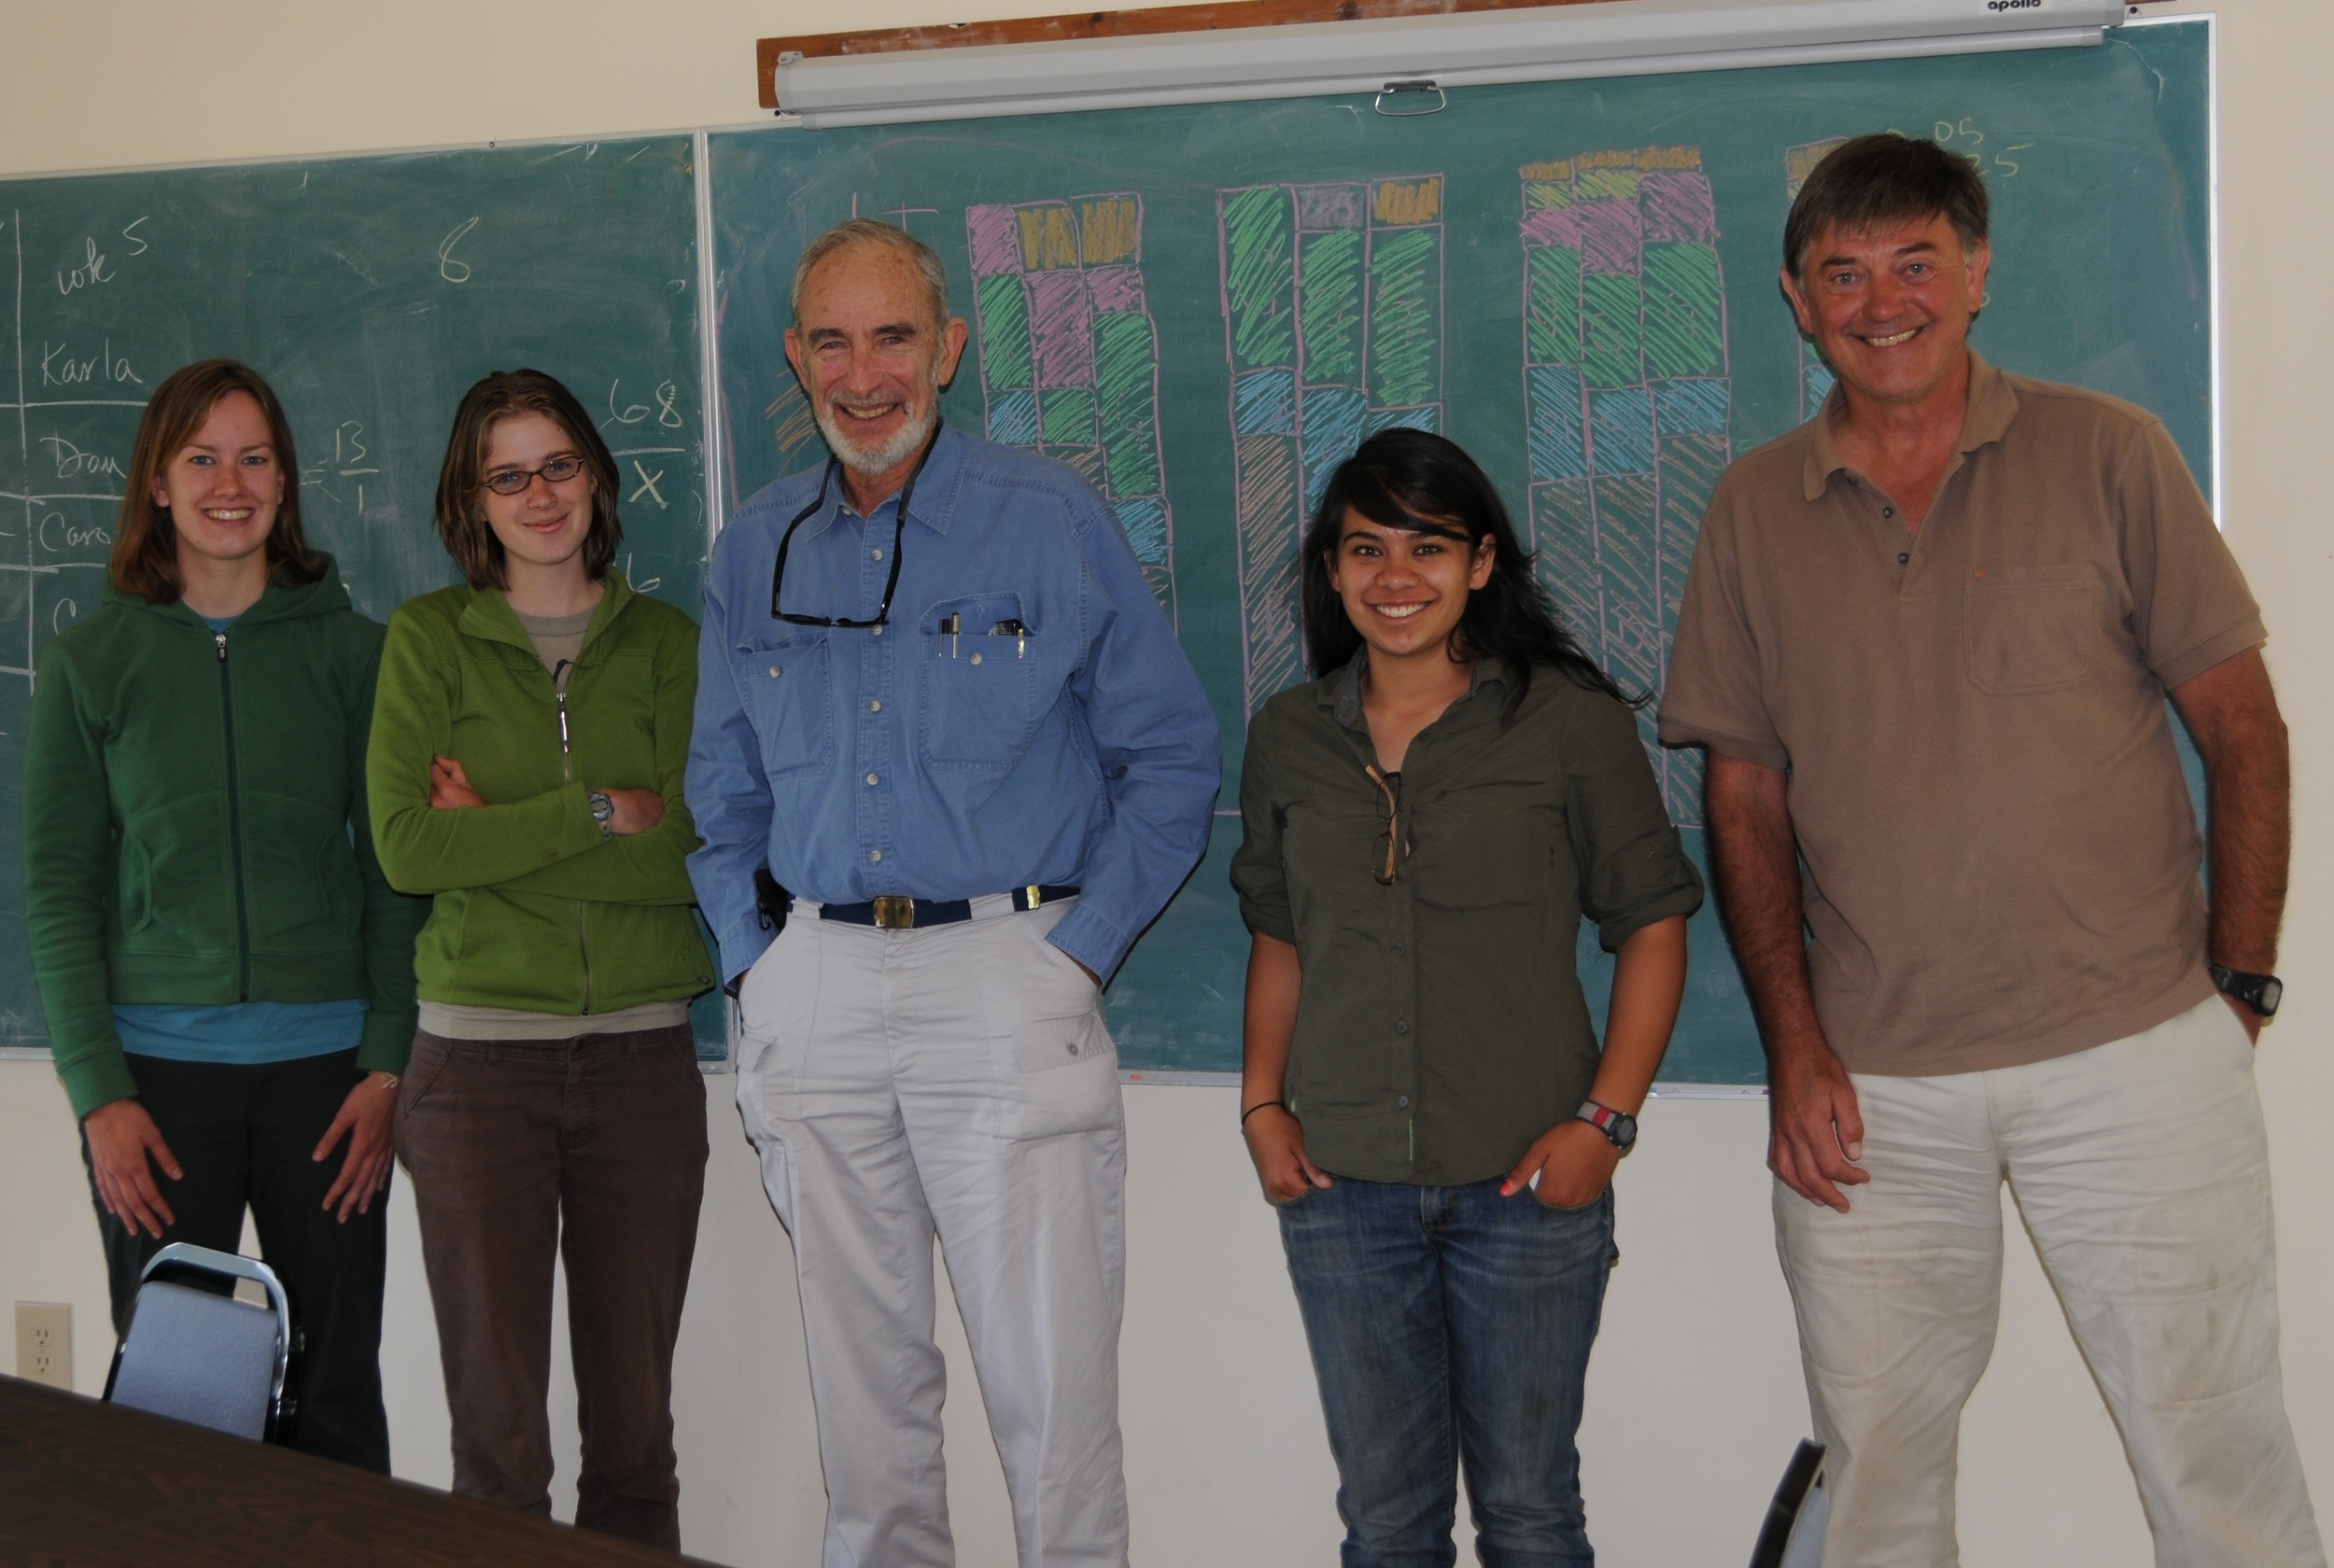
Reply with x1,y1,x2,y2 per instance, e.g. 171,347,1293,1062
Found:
369,368,712,1550
24,359,427,1472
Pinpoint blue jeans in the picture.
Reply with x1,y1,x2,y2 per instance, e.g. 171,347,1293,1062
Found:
1279,1176,1618,1568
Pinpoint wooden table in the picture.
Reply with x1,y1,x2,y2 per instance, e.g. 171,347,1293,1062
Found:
0,1374,730,1566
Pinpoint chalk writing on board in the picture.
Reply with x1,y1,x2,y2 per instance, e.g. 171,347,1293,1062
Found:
438,217,481,284
966,194,1177,623
1219,175,1446,714
1519,147,1728,828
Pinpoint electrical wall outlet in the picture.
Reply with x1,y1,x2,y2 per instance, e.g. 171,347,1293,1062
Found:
15,1302,73,1391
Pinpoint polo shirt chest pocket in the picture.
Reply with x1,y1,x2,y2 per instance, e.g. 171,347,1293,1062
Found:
1963,566,2097,696
919,592,1047,772
738,635,834,777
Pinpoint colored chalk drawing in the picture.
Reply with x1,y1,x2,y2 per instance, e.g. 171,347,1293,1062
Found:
1218,175,1445,714
965,195,1176,623
1518,147,1729,828
1783,139,1847,421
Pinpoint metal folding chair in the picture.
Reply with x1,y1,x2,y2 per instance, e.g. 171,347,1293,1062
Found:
103,1242,298,1445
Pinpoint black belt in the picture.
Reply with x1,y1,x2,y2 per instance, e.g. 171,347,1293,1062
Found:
817,885,1080,931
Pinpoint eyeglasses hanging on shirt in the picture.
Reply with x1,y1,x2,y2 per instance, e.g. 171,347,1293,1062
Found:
767,425,941,627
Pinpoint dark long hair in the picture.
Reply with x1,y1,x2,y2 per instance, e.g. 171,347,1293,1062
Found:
1300,428,1637,717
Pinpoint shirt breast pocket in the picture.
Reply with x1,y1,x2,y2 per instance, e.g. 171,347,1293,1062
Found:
918,592,1046,773
736,634,834,777
1963,566,2097,696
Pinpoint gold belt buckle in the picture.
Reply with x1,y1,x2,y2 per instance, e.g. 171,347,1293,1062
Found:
872,895,915,931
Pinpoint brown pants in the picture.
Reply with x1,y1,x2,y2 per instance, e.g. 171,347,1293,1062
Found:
395,1025,708,1550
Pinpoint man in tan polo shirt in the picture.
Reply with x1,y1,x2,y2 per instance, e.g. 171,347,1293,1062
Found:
1663,133,2322,1565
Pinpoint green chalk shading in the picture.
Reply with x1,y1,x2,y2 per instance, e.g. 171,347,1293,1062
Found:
1526,245,1580,366
1580,271,1644,389
1094,312,1162,498
977,273,1033,390
1041,387,1097,446
1368,228,1439,411
1223,186,1295,371
1642,243,1724,380
1299,229,1364,386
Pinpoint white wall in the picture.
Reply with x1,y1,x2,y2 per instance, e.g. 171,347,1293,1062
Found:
3,2,2326,1563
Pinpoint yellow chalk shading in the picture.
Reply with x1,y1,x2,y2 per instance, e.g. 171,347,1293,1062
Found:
1371,175,1443,227
1785,139,1849,195
1018,204,1079,271
1524,181,1573,211
1078,197,1140,265
1576,167,1640,202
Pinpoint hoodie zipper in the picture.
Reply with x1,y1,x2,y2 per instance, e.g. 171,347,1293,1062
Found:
216,630,252,1000
552,657,593,1015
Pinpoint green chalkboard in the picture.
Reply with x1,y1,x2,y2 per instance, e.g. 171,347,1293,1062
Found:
710,21,2213,1083
0,137,721,1056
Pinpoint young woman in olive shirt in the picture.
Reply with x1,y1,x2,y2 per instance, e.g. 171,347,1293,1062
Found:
1232,429,1701,1566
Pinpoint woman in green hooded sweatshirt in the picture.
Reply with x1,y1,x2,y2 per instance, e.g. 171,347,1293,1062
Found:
369,368,712,1550
23,358,427,1472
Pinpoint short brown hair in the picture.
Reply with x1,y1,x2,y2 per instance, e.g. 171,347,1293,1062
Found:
111,359,328,605
1782,133,1990,283
431,370,623,590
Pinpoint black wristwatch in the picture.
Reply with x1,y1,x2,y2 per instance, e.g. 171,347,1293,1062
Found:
2210,964,2283,1019
1576,1100,1638,1155
587,789,615,840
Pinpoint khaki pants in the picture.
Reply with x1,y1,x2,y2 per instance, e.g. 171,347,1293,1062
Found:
1777,996,2323,1568
396,1024,708,1550
737,897,1131,1568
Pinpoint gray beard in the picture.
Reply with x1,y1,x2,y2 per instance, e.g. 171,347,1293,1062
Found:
816,399,936,479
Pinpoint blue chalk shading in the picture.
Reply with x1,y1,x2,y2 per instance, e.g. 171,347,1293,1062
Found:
1300,386,1369,513
987,389,1039,447
1234,369,1297,435
1528,366,1587,482
1652,377,1728,438
1802,359,1836,419
1364,405,1441,437
1588,387,1656,477
1115,496,1170,566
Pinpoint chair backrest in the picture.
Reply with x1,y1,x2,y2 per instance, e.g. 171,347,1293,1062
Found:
104,1243,293,1444
1749,1438,1829,1568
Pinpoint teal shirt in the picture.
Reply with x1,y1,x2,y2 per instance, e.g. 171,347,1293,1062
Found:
113,999,369,1064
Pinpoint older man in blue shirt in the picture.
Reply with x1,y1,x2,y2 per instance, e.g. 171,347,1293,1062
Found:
688,217,1218,1568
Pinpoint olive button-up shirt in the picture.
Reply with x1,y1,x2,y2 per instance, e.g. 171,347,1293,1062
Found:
1232,656,1704,1185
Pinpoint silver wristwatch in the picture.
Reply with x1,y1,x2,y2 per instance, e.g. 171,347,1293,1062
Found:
587,790,615,839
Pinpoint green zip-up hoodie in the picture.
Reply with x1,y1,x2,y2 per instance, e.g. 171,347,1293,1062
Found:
25,565,429,1119
367,575,713,1014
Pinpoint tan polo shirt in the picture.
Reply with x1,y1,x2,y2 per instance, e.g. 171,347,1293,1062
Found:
1659,354,2262,1076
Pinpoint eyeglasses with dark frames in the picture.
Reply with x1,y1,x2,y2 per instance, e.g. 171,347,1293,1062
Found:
479,455,588,496
768,426,940,629
1366,763,1406,885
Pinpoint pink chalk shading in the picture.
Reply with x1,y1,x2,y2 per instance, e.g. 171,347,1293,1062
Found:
1029,270,1095,388
1569,199,1643,276
1087,265,1146,315
966,205,1023,277
1640,173,1718,244
1520,205,1574,250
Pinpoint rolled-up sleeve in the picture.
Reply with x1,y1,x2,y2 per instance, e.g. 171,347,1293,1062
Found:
1566,692,1706,952
1229,710,1295,945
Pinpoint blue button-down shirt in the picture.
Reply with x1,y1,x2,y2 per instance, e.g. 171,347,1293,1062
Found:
687,424,1221,987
